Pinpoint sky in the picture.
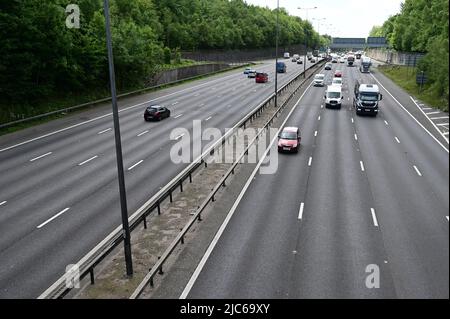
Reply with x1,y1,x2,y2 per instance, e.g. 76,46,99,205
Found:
244,0,403,38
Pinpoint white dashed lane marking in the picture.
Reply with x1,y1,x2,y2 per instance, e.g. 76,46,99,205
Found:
37,207,70,229
30,152,52,162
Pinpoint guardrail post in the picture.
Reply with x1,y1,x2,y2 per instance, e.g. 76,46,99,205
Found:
189,173,192,183
143,215,147,229
157,201,161,215
90,268,95,285
169,191,173,203
180,180,183,192
181,229,184,244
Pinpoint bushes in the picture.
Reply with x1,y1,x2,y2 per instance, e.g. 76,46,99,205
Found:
0,0,330,124
373,0,449,109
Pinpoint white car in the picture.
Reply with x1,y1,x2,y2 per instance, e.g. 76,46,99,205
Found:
331,77,343,86
339,57,345,63
313,74,325,86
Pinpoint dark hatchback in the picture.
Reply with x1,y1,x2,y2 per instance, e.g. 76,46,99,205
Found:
144,105,171,121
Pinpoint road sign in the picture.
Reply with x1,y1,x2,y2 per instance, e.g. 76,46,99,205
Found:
416,72,427,85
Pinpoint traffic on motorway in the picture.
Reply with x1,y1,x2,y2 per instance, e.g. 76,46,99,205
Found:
0,0,448,305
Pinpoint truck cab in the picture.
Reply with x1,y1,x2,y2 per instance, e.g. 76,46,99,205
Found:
347,55,355,66
360,57,372,73
353,82,383,116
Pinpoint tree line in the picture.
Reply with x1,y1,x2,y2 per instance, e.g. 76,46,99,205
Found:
370,0,448,104
0,0,329,124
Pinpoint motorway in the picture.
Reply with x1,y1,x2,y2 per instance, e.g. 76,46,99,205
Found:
182,60,449,298
0,57,318,298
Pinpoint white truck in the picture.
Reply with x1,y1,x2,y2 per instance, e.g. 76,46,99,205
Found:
360,56,372,73
353,81,383,116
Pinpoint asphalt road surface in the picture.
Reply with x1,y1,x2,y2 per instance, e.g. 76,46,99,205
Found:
0,57,318,298
183,59,449,299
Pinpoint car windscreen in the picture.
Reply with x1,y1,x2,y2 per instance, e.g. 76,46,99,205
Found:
327,92,341,99
332,79,342,84
147,107,158,113
360,93,378,101
280,131,297,140
315,75,324,80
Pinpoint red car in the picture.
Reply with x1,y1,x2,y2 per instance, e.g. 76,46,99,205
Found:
334,70,343,77
278,127,301,153
255,72,269,83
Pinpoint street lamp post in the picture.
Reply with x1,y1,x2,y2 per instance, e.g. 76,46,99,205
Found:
313,17,326,34
298,6,317,78
103,0,133,277
275,0,279,108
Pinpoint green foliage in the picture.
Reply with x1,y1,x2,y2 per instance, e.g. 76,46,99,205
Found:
372,0,448,106
0,0,323,124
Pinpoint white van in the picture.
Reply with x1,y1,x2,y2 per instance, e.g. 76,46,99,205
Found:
284,52,290,59
324,85,344,109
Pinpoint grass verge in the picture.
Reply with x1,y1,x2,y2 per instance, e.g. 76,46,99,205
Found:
377,65,448,112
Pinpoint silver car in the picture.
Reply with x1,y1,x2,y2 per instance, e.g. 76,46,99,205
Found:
313,74,325,86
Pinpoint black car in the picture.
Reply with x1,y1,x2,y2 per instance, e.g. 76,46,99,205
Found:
144,105,170,121
297,59,303,64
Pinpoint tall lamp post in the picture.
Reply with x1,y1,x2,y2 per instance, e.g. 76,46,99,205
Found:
275,0,280,108
103,0,133,277
298,6,317,78
313,17,326,35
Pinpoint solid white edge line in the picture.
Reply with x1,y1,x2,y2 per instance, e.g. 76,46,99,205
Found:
409,97,449,143
298,202,305,220
437,123,449,126
0,201,6,206
0,69,246,154
128,160,144,171
137,130,149,137
37,207,70,229
370,74,448,153
78,155,98,166
360,161,365,172
308,157,312,166
30,152,52,162
413,165,422,176
371,208,379,227
180,81,314,299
